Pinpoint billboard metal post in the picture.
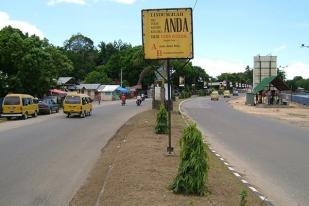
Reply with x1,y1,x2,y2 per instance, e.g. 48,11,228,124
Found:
166,59,173,154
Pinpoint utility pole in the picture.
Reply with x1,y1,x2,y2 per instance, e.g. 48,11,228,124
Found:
121,69,123,87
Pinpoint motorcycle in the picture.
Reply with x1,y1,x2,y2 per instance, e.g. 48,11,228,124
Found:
136,99,142,106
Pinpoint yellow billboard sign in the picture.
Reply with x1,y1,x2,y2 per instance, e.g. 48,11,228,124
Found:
142,8,193,60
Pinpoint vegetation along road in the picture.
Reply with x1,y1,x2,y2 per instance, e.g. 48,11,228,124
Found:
181,96,309,206
0,100,151,206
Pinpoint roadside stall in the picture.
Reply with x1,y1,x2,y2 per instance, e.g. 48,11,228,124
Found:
251,76,290,106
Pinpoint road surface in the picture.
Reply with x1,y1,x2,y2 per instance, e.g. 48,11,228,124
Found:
0,99,150,206
181,97,309,206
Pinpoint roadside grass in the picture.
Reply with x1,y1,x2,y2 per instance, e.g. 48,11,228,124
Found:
70,101,266,206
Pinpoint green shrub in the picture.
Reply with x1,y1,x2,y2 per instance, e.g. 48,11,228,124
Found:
239,190,247,206
155,104,168,134
169,124,209,196
179,90,191,99
197,90,206,96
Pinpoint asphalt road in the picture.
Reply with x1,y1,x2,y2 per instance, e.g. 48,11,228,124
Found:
182,96,309,206
0,99,150,206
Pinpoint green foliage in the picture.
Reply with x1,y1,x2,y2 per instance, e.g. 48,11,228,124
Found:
169,124,209,196
63,33,97,80
239,190,247,206
217,66,253,88
0,26,74,97
197,90,206,96
171,60,210,90
286,76,309,91
84,69,112,84
155,104,168,134
179,88,192,99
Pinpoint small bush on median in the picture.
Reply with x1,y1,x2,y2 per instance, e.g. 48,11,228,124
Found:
169,123,209,196
155,104,168,134
239,190,247,206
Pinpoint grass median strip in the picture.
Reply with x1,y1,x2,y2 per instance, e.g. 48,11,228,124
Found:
70,108,266,206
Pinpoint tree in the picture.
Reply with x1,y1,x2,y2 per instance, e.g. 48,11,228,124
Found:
0,26,74,97
64,33,97,80
84,70,112,84
277,68,286,80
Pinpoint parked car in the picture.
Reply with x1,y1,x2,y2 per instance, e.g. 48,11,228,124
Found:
1,93,39,120
38,99,59,114
223,90,231,98
210,91,219,101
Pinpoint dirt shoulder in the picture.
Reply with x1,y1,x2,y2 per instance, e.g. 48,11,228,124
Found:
229,96,309,128
70,106,265,206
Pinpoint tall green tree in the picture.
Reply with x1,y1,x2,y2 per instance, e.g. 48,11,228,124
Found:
64,33,97,80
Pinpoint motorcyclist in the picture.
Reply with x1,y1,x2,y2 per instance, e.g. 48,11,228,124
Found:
121,94,126,106
136,94,142,106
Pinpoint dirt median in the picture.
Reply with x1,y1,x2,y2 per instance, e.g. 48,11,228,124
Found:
70,106,265,206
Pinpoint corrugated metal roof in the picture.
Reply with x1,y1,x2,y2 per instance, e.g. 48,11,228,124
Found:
76,84,101,90
253,76,289,94
100,85,120,92
57,77,73,85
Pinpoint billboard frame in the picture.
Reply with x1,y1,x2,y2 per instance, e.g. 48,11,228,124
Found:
141,7,194,60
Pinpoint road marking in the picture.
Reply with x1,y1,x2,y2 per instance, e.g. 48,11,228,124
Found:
259,195,266,201
211,150,216,153
233,172,241,177
224,162,229,166
215,153,221,157
228,167,235,171
220,157,224,161
249,186,258,192
241,179,248,184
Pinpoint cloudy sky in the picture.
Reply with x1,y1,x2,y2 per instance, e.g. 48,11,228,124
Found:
1,0,309,79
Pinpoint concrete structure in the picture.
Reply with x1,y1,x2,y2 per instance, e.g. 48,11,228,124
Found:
76,84,101,100
98,85,120,101
253,55,277,88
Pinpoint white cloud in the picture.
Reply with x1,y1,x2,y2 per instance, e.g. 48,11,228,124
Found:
272,45,287,53
0,11,44,39
47,0,86,5
284,62,309,80
110,0,136,4
192,57,246,77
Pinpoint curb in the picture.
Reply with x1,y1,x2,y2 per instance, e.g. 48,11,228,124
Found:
178,97,274,206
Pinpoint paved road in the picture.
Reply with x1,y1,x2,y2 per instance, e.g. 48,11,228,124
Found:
182,97,309,206
0,99,150,206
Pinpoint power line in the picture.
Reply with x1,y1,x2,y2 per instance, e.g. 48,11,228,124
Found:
193,0,198,11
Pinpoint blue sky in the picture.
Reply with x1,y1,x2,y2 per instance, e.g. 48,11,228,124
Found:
1,0,309,79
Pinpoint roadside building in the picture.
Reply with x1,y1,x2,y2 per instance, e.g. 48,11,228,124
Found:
76,84,101,100
57,77,78,91
98,85,121,101
248,76,290,106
